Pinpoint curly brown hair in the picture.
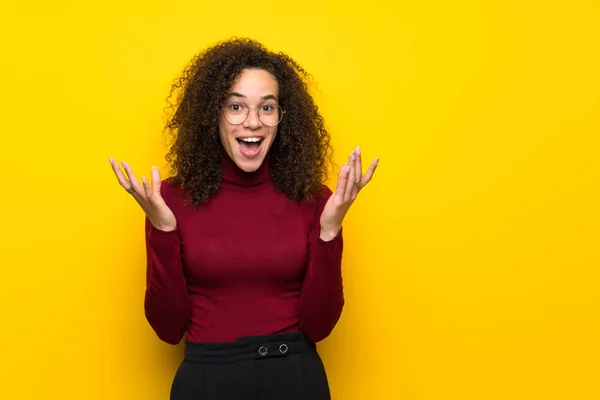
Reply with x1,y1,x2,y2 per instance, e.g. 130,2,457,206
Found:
163,37,333,207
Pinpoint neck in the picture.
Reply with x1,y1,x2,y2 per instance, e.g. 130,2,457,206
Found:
220,147,271,187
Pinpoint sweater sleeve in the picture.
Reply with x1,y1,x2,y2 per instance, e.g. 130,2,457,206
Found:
143,215,192,345
298,186,345,343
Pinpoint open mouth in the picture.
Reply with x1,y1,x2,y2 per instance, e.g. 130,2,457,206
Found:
236,137,264,158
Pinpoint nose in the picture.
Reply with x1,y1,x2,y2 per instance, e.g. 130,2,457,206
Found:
243,108,262,129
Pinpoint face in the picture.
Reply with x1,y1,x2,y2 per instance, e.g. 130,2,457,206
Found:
218,68,280,172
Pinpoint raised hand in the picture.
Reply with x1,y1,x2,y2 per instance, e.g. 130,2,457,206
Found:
108,157,177,232
319,146,379,241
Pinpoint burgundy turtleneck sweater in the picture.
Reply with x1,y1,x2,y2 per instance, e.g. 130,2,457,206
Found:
143,152,344,345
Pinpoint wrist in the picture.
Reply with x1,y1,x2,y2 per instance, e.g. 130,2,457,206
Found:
154,223,177,232
320,226,341,242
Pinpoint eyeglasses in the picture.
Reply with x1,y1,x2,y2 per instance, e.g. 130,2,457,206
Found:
222,102,284,126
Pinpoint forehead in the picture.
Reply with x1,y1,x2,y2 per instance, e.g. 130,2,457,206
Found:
229,68,279,97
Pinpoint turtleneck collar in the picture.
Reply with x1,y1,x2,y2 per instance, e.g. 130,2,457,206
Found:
220,146,271,188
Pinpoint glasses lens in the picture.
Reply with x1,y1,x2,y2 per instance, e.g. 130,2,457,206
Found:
259,105,283,126
223,103,249,125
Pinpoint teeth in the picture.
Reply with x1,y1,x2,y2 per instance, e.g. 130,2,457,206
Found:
239,137,262,143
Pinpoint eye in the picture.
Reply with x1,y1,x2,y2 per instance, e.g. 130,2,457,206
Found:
225,102,248,115
262,104,275,113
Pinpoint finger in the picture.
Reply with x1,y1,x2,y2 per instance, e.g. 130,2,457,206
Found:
141,168,159,200
121,161,144,194
109,157,132,190
136,178,152,215
121,162,155,214
109,158,152,215
151,166,162,197
142,175,152,199
354,146,362,187
360,158,380,187
335,163,349,197
351,146,363,197
344,154,355,202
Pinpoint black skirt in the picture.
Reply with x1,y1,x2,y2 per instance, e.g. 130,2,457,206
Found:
170,332,331,400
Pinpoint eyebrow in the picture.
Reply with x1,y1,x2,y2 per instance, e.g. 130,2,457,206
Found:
228,92,277,101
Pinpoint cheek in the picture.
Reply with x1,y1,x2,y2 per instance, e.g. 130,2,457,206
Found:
218,121,235,142
267,126,278,139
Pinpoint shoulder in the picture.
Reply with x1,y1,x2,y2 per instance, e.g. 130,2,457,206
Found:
159,177,188,210
317,184,333,198
316,183,333,201
160,176,180,196
309,184,333,213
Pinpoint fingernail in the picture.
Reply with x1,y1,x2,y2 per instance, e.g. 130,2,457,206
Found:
356,146,361,155
122,161,128,168
142,176,147,184
108,156,113,163
376,157,380,164
351,151,356,160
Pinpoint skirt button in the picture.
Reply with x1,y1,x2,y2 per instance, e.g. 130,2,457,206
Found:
258,346,268,356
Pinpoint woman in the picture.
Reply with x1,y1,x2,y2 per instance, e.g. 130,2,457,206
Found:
109,38,378,399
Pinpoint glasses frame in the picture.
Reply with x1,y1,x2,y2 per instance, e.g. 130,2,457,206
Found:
221,102,285,127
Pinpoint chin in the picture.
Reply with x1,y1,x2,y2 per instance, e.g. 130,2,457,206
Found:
234,154,264,172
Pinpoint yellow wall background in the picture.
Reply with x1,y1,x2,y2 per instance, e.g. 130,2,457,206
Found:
1,0,599,399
